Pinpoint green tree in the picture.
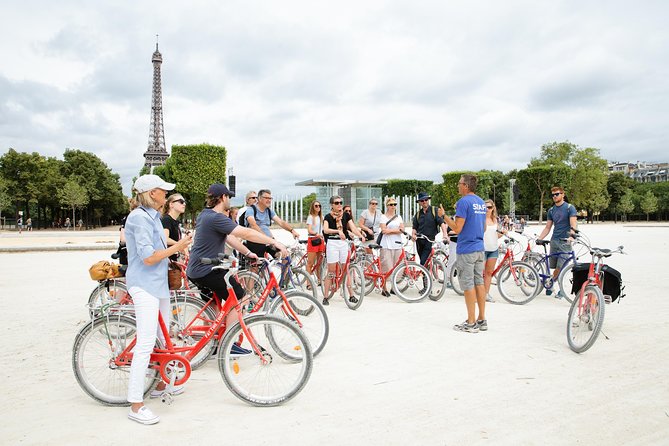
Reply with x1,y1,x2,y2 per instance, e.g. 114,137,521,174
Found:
515,165,572,222
0,148,43,219
0,177,11,226
58,178,89,227
529,141,578,168
570,148,610,223
640,190,658,221
618,191,635,222
606,172,636,222
166,143,228,221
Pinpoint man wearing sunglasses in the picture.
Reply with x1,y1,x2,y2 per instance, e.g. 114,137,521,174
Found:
537,186,578,297
245,189,300,258
411,192,445,266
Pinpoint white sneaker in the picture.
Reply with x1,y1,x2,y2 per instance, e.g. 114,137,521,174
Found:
128,406,160,425
486,294,495,303
150,385,184,399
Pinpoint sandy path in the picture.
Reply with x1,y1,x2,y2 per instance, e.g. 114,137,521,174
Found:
0,223,667,445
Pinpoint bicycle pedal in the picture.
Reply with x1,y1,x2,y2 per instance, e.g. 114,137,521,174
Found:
161,393,174,405
604,294,612,304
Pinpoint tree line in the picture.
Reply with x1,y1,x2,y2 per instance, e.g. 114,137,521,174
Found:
381,141,666,222
0,148,127,229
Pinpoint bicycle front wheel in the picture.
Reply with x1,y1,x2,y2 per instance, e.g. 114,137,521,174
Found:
269,290,329,357
567,285,605,353
557,261,576,304
428,258,447,301
448,265,465,296
218,314,313,406
343,264,365,310
497,261,541,305
391,262,432,303
87,279,129,318
72,315,159,406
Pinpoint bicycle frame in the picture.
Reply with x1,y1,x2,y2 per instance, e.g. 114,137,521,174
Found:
362,248,408,290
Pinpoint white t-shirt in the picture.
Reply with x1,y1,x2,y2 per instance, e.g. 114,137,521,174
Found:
306,215,322,236
483,221,499,252
360,209,382,235
379,214,403,250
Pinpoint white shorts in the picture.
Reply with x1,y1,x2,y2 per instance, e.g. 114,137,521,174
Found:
326,239,349,264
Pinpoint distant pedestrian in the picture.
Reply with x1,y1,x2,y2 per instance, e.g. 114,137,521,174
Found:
77,219,83,230
64,218,71,231
26,217,32,231
443,174,487,333
17,216,23,234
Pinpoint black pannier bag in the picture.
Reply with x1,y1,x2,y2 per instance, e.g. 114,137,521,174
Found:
570,263,625,302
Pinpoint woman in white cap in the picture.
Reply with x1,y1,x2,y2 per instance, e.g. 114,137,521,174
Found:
125,174,193,425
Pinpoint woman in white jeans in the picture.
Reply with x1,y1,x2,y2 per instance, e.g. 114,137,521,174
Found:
124,175,192,425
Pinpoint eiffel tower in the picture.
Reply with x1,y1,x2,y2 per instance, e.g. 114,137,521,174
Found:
143,38,168,169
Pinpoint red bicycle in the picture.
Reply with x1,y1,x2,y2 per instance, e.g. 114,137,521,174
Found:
72,255,313,407
566,243,626,353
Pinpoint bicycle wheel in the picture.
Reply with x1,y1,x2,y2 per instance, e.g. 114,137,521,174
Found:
428,258,447,301
449,265,465,296
87,279,129,318
269,290,329,357
235,270,267,309
72,315,159,406
282,267,318,301
391,262,432,303
356,256,378,295
557,261,576,304
343,264,365,310
497,261,541,305
567,285,605,353
170,292,218,370
218,314,313,406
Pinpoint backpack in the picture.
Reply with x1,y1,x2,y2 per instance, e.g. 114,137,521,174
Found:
238,205,259,227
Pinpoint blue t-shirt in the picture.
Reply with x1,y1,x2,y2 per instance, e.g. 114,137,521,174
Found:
455,194,486,254
187,208,238,279
245,205,276,237
547,202,577,241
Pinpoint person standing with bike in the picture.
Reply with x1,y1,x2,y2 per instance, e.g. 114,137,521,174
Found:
124,175,193,425
322,195,365,305
483,199,505,303
443,175,487,333
161,193,187,262
411,192,445,266
378,197,405,297
537,186,578,299
306,200,325,284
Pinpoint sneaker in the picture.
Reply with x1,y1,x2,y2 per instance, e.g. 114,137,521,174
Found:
475,319,488,331
230,343,252,357
446,281,453,289
390,289,396,295
381,290,390,297
453,321,479,333
545,287,553,296
486,294,495,303
322,298,329,306
128,406,160,425
555,291,566,300
150,385,184,399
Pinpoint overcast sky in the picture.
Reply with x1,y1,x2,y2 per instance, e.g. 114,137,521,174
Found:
1,1,667,203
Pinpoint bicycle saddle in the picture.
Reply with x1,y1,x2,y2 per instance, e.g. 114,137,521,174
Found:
590,248,612,257
367,243,382,249
535,239,550,246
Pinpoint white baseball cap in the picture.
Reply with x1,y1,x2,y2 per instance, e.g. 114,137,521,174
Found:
133,174,176,193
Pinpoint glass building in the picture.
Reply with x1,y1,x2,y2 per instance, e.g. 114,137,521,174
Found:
295,179,387,220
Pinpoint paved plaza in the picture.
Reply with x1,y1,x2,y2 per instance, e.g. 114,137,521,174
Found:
0,223,667,445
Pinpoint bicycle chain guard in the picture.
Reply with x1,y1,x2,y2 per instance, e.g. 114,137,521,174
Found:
159,354,191,387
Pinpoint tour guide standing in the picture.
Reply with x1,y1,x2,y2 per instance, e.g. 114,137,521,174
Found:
125,174,193,425
443,174,487,333
411,192,445,265
537,185,578,298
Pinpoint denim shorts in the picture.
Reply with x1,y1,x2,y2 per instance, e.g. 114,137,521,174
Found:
455,251,485,291
549,239,572,269
485,250,499,260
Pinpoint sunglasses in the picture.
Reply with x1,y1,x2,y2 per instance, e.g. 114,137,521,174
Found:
486,205,492,209
175,199,186,205
314,204,321,207
551,192,562,197
419,199,428,203
248,196,258,200
333,201,343,205
388,203,397,206
370,202,378,205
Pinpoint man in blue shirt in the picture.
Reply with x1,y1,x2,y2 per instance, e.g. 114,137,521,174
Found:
538,186,578,298
246,188,299,258
443,174,487,333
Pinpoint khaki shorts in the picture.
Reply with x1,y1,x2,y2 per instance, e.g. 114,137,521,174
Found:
455,251,485,291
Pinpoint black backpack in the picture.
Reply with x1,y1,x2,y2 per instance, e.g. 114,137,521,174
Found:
238,205,259,227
